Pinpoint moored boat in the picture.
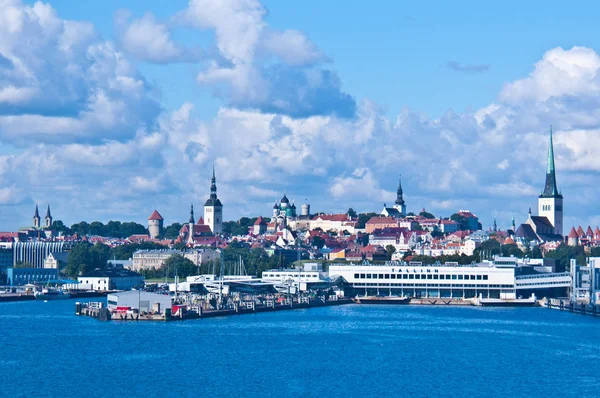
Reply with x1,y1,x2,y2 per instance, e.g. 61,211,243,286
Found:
34,288,71,300
352,296,411,305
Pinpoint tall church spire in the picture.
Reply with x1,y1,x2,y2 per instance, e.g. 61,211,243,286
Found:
204,163,223,234
541,126,561,198
189,203,195,224
210,164,217,200
395,175,405,206
33,205,40,228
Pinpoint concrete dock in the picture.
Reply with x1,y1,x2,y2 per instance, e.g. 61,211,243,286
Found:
76,297,354,322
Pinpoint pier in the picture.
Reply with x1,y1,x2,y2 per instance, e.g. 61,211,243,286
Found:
76,295,353,322
543,298,600,317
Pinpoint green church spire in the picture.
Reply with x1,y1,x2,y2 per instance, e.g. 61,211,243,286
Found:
547,125,555,175
541,126,561,198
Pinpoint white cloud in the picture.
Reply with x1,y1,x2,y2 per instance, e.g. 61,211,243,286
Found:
114,10,202,63
2,0,600,232
0,1,160,144
175,0,354,117
262,29,327,66
500,46,600,103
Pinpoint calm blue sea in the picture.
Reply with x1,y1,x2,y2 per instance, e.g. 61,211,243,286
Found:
0,300,599,397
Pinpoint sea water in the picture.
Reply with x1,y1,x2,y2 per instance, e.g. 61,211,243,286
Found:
0,300,599,397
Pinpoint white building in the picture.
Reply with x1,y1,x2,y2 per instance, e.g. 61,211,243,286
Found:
204,166,223,235
132,248,220,271
262,263,327,284
329,262,517,299
107,291,171,313
78,267,144,291
43,252,69,270
309,214,356,234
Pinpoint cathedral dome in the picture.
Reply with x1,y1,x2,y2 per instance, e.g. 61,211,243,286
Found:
280,193,290,204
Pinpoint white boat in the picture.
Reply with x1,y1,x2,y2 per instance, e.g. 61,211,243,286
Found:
34,288,71,300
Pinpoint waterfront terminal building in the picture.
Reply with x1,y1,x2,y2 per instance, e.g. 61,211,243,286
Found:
329,257,571,299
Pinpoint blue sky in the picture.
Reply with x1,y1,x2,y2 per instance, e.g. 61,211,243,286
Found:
1,0,600,231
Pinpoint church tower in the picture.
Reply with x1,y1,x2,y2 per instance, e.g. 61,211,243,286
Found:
33,205,40,228
393,175,407,217
189,203,195,224
204,165,223,234
538,126,563,236
45,205,53,228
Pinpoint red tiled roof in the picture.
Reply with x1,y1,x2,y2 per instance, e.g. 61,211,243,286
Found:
196,217,204,225
577,226,585,237
366,216,396,224
312,214,349,222
568,227,578,239
148,210,163,220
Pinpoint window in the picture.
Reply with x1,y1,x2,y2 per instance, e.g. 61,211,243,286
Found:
409,274,414,279
470,275,476,280
483,275,488,280
452,275,457,280
477,275,482,280
354,273,359,279
360,274,365,279
403,274,408,279
433,275,439,280
379,274,384,279
385,274,390,279
427,274,432,280
367,274,372,279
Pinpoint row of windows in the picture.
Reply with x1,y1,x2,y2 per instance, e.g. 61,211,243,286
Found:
541,205,552,211
353,283,513,288
515,280,568,286
354,273,489,281
263,274,319,279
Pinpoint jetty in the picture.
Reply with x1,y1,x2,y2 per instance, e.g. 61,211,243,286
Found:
542,298,600,317
76,294,353,322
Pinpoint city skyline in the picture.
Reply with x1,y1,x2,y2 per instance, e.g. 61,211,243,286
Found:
1,0,600,230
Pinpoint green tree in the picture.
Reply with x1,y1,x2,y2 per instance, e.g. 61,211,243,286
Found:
89,243,111,269
589,247,600,257
356,233,369,246
222,217,258,236
311,236,325,249
119,222,147,237
65,242,92,277
50,220,71,235
450,213,469,231
106,221,122,237
531,246,543,259
419,210,435,219
163,223,183,239
347,208,357,218
545,243,585,271
502,243,524,257
356,212,378,229
88,221,106,236
385,245,396,260
163,254,197,278
474,239,502,259
70,221,90,236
